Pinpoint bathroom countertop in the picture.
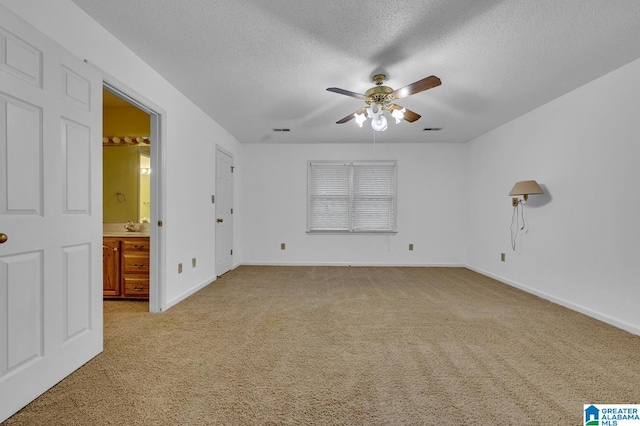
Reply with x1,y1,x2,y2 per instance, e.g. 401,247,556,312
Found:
103,222,150,237
103,232,150,238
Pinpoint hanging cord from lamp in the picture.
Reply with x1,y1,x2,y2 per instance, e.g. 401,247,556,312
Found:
510,200,526,251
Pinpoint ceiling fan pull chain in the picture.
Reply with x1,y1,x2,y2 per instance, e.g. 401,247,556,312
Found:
372,129,376,158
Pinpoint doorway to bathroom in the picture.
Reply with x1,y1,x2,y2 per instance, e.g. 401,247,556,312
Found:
102,83,164,312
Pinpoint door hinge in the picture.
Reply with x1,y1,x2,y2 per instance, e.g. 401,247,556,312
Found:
230,249,233,255
230,208,233,214
230,166,235,173
158,220,163,227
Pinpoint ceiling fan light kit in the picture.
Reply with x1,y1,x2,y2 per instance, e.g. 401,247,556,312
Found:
355,101,390,131
391,107,406,124
371,114,388,132
327,74,441,132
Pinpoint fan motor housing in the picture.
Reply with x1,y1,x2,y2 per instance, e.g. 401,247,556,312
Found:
364,85,394,106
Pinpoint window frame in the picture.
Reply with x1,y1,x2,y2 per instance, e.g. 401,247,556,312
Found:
306,160,397,234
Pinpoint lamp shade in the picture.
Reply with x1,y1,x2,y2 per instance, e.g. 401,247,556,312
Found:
509,180,544,196
354,112,366,127
371,115,388,132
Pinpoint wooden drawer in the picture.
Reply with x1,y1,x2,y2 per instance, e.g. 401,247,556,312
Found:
122,254,149,273
121,238,149,252
123,276,149,298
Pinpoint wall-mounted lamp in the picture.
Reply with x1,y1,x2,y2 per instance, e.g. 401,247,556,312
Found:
509,180,544,252
509,180,544,206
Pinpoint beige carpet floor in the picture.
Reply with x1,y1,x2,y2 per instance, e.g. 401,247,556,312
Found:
4,266,640,425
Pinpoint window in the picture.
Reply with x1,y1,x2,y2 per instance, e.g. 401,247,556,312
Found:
307,161,397,233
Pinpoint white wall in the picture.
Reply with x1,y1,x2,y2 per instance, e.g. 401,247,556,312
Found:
466,57,640,334
1,0,242,309
239,142,467,266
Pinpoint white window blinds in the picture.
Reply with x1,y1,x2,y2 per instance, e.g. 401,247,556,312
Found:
307,161,397,233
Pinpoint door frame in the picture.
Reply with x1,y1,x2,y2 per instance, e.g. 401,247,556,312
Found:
215,144,234,276
102,79,166,313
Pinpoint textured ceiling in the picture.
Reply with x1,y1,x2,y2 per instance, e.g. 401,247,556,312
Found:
70,0,640,144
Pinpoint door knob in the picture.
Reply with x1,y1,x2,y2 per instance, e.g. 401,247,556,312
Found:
217,218,223,223
0,233,7,244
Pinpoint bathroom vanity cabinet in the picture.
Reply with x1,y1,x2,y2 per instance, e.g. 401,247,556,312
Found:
102,237,121,297
103,236,150,299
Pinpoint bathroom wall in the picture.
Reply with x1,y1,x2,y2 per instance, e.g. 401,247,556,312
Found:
103,104,150,136
103,95,151,223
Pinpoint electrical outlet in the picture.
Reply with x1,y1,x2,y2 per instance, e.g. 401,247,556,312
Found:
281,243,286,250
192,257,196,268
501,253,506,262
178,263,183,273
409,243,414,251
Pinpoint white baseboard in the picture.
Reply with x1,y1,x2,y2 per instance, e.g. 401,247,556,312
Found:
164,275,216,310
466,265,640,336
239,261,465,267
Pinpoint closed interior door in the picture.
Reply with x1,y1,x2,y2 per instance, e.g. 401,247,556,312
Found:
215,147,233,275
0,6,102,421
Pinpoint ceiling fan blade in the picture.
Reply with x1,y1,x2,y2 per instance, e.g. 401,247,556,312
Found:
390,75,441,99
327,87,367,100
336,108,367,124
388,104,421,122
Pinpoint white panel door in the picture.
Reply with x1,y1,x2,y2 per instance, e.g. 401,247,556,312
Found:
215,147,233,275
0,6,102,422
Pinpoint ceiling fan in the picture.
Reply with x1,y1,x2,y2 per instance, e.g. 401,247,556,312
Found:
327,74,441,131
